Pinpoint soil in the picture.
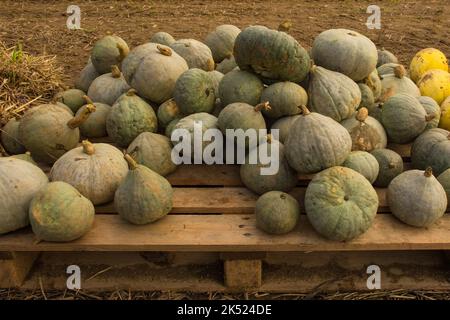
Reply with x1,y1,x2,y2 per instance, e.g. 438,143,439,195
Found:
0,0,449,86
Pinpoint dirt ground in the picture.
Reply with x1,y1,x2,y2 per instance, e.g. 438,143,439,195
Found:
0,0,449,85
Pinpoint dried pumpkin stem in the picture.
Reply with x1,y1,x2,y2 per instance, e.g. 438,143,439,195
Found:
124,154,138,170
116,43,129,61
388,162,396,169
425,113,436,122
83,95,94,105
310,64,317,73
299,105,311,116
111,65,121,78
254,101,271,112
126,89,137,96
393,65,406,79
356,107,368,122
157,45,172,56
266,134,272,144
424,167,433,177
82,140,95,155
67,104,96,129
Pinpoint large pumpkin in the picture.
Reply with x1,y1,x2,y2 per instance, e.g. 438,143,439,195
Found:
371,148,404,187
0,158,48,234
1,117,25,154
417,69,450,105
305,166,378,241
55,89,86,113
91,35,129,74
260,82,307,119
270,115,300,144
409,48,448,83
311,29,377,81
75,58,100,93
87,65,130,106
285,106,352,173
170,39,215,71
377,48,398,67
218,69,264,107
233,25,310,83
150,31,176,46
205,24,241,63
380,65,420,97
50,141,129,205
411,128,450,175
75,96,111,138
342,151,379,184
417,96,441,130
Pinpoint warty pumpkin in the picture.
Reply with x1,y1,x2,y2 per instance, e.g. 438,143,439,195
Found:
417,69,450,105
371,148,404,187
1,117,25,155
170,39,215,71
205,24,241,63
91,35,129,74
342,151,380,184
260,82,307,119
409,48,449,83
150,31,176,46
218,69,264,107
87,65,131,106
55,88,86,113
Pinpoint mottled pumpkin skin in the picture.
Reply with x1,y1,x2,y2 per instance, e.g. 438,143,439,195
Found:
357,83,375,110
380,73,420,97
205,24,241,63
157,99,181,128
285,111,352,173
342,151,379,184
0,158,48,234
165,118,181,138
308,66,361,122
75,59,100,93
371,148,404,187
18,104,80,164
216,56,237,74
122,43,189,104
11,152,37,165
115,164,173,225
55,89,86,113
364,69,382,101
411,128,450,175
87,71,130,106
388,170,447,227
381,93,429,143
170,39,214,71
410,48,449,83
311,29,377,81
255,191,300,235
234,25,310,83
1,118,25,154
377,63,401,77
76,102,111,138
50,143,128,205
173,68,216,115
29,181,95,242
260,82,307,119
106,92,158,147
270,115,300,144
219,70,264,107
377,49,398,67
417,69,450,105
91,35,129,74
150,32,176,46
437,169,450,202
208,70,224,98
127,132,177,176
340,113,387,152
417,96,441,130
240,140,297,195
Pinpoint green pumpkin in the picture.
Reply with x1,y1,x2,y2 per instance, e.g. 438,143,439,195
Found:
1,117,25,154
218,69,264,107
417,96,441,130
437,169,450,202
371,148,404,187
311,29,377,81
205,24,241,63
377,48,398,67
342,151,379,184
270,115,300,144
11,151,37,165
55,89,86,113
29,181,95,241
170,39,215,71
255,191,300,235
411,128,450,175
87,65,130,106
165,118,181,139
234,25,310,83
377,63,401,78
157,98,181,128
115,155,173,225
305,166,379,241
285,106,352,173
173,68,216,115
150,32,176,46
75,58,100,93
340,107,387,151
260,82,307,119
127,132,177,176
106,89,158,147
358,83,375,110
0,157,48,234
380,65,420,97
216,56,237,74
91,35,129,74
308,66,361,122
240,136,297,195
363,69,382,101
388,168,447,227
76,96,111,138
208,70,224,98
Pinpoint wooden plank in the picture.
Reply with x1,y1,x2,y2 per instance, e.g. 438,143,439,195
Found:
1,214,450,252
0,252,39,287
224,260,261,289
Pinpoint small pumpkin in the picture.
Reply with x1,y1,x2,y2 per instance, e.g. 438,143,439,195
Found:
76,96,111,138
115,154,173,225
437,168,450,202
1,117,25,154
29,181,95,242
260,82,307,119
377,63,401,78
255,191,300,235
362,68,382,101
285,106,352,173
87,65,131,105
439,96,450,130
371,148,404,187
170,39,215,71
205,25,241,63
417,69,450,105
270,115,300,144
409,48,449,83
218,69,264,107
157,98,181,128
91,35,129,74
380,65,420,97
150,31,176,46
357,83,375,111
11,151,37,165
377,48,399,67
216,56,237,74
417,96,441,130
55,89,86,113
388,168,447,227
305,166,378,241
342,151,379,184
127,132,177,176
75,58,100,93
411,128,450,175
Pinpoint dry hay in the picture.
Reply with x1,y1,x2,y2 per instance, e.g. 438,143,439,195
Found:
0,42,64,126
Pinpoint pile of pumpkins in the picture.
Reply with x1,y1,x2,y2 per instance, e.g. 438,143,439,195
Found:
1,24,450,243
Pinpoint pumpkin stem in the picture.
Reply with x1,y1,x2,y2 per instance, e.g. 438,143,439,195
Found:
424,167,433,177
124,154,138,170
116,43,129,61
388,162,396,169
299,105,311,116
67,104,96,129
356,107,368,122
425,113,436,122
111,65,121,78
266,134,272,144
126,88,138,96
393,65,406,79
254,101,271,112
378,87,395,103
157,45,172,56
25,151,31,156
82,140,95,155
278,20,292,32
83,95,94,105
310,64,317,73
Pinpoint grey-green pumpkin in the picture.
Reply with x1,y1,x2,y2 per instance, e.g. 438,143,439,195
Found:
388,168,447,227
216,56,238,74
305,166,379,241
363,68,382,101
87,65,130,106
106,89,158,147
260,82,307,119
285,106,352,173
208,70,224,98
437,169,450,202
55,89,86,113
29,181,95,242
165,118,181,139
377,48,398,67
115,155,173,225
377,63,401,78
1,117,25,154
150,31,176,46
342,151,379,184
170,39,215,71
11,151,37,165
380,65,420,97
218,69,264,107
91,35,129,74
371,148,404,187
270,115,301,144
205,24,241,63
76,96,111,138
358,83,375,111
75,58,100,93
255,191,300,235
157,98,181,128
417,96,441,130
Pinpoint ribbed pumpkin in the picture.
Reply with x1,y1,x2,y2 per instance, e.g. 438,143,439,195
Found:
233,25,310,83
255,191,300,235
29,181,95,242
218,69,264,107
439,96,450,130
270,115,300,144
170,39,214,71
377,48,398,67
18,104,96,164
1,117,25,154
417,69,450,105
0,157,48,234
342,151,379,184
380,65,420,97
308,65,361,122
205,25,241,63
87,65,130,105
371,148,404,187
75,96,111,138
121,43,188,104
75,58,100,93
157,98,181,128
150,31,176,46
55,89,86,113
127,132,177,176
91,35,129,74
437,168,450,202
216,56,237,74
285,106,352,173
417,96,441,130
409,48,449,83
106,89,158,147
260,82,307,119
115,155,173,225
305,166,378,241
411,128,450,176
240,135,297,195
311,29,377,81
340,107,387,151
173,68,216,115
50,141,128,205
388,168,447,227
11,151,37,165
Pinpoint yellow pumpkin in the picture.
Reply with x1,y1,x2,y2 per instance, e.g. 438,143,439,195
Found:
439,96,450,130
417,69,450,104
410,48,448,83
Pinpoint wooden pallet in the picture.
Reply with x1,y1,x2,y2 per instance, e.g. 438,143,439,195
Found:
1,142,450,291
